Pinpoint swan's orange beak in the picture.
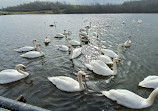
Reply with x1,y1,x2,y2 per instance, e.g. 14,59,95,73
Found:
23,67,26,71
82,75,88,80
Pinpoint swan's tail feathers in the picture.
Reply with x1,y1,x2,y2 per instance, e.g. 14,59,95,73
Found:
138,81,144,87
101,91,110,97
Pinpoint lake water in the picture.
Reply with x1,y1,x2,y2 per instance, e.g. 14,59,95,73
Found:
0,14,158,111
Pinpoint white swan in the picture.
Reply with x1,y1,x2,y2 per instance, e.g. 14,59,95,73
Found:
63,30,71,36
138,20,143,24
20,44,44,58
139,76,158,89
47,71,86,92
44,37,51,44
101,88,158,109
65,37,81,59
69,45,81,59
101,44,124,58
85,58,120,76
56,45,68,52
124,36,131,48
0,64,29,84
14,40,36,52
54,33,65,38
97,44,113,64
69,39,81,46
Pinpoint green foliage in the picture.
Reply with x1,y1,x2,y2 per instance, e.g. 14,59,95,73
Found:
1,0,158,14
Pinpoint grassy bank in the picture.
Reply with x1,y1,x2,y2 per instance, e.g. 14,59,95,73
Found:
0,11,55,15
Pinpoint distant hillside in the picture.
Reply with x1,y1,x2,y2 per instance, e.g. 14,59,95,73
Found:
1,0,158,14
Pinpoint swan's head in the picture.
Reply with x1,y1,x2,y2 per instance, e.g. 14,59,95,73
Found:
114,58,121,64
16,64,26,71
78,71,87,80
118,44,124,49
32,39,36,42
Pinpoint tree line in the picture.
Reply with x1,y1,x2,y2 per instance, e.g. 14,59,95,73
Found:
1,0,158,13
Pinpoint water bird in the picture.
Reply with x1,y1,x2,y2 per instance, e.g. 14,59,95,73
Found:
47,71,87,92
101,88,158,109
85,58,120,76
63,30,71,36
123,36,131,48
54,33,65,38
139,76,158,89
138,20,143,24
0,64,29,84
101,44,124,59
20,44,44,58
14,40,36,52
49,22,56,27
44,37,51,45
56,45,69,52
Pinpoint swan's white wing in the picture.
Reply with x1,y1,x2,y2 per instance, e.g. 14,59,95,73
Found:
71,48,81,59
139,76,158,89
20,51,42,58
48,76,81,92
55,33,65,38
102,89,146,109
0,69,29,84
14,46,35,52
90,61,114,76
98,55,113,64
101,49,118,58
57,45,68,51
70,40,81,46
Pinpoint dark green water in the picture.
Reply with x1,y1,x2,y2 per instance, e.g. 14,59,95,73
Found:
0,14,158,111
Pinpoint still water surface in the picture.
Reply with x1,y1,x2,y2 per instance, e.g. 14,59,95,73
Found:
0,14,158,111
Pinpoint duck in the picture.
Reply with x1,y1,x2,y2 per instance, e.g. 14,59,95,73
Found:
56,45,68,52
0,64,29,84
44,37,51,45
139,76,158,89
124,36,131,48
54,33,65,38
85,58,120,76
101,44,124,59
14,40,36,52
101,88,158,109
47,71,87,92
20,44,44,59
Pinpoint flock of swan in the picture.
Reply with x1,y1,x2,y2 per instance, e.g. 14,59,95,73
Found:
1,20,158,110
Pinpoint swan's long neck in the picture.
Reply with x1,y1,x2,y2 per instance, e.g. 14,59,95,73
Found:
99,46,102,55
113,59,117,74
146,88,158,104
78,73,84,90
36,46,42,54
32,40,36,47
16,66,27,76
